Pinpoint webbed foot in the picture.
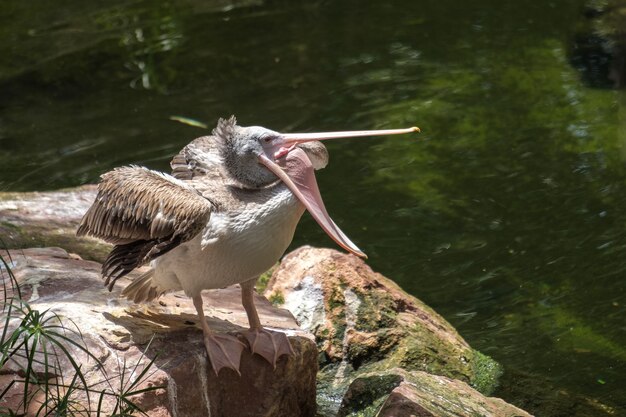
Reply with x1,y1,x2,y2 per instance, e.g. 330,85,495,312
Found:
204,333,246,376
243,328,294,368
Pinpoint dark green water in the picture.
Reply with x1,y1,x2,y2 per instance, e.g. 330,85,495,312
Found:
1,0,625,415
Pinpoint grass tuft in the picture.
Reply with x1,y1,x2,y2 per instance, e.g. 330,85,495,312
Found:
0,249,163,416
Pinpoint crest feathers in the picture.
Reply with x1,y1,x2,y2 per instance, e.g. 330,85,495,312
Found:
213,115,237,144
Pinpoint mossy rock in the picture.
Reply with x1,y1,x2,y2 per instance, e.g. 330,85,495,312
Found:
0,186,110,261
336,373,403,417
337,368,531,417
266,247,503,416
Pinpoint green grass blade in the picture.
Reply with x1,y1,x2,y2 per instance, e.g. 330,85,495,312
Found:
42,335,93,407
0,245,22,305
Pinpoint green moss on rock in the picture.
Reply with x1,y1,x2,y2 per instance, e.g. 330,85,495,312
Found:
0,225,111,262
354,290,397,332
337,374,403,417
268,290,285,306
469,350,501,395
256,263,278,293
265,247,510,415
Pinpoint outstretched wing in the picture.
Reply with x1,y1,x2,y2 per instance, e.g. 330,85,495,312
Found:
77,166,214,290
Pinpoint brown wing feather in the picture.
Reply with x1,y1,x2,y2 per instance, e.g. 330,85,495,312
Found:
78,166,212,243
170,116,236,180
170,136,220,181
77,166,214,290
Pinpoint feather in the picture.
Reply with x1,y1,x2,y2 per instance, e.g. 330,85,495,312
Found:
77,166,214,289
169,115,235,181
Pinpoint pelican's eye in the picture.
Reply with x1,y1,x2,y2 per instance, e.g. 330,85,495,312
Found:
261,136,273,144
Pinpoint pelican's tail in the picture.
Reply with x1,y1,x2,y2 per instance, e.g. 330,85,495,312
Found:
121,269,165,303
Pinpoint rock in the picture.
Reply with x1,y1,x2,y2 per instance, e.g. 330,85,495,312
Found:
0,186,110,262
0,187,532,417
264,246,503,416
337,368,532,417
1,247,318,417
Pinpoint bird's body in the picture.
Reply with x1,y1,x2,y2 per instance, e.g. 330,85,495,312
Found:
118,132,306,300
149,183,303,296
78,116,419,374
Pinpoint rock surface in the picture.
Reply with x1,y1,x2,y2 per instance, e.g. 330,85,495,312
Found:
0,186,110,262
0,187,535,417
264,246,504,416
337,368,532,417
1,247,317,417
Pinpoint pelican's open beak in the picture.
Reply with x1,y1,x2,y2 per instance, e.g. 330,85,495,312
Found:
259,126,420,258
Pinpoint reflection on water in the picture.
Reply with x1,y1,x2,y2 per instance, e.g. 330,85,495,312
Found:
1,0,625,415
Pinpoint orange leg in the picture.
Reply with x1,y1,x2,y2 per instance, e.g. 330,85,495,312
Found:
240,278,294,368
193,294,245,375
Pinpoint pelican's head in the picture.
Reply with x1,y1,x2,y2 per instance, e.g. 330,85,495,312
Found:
215,115,420,258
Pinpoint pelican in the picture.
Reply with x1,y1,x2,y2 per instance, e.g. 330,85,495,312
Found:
77,116,419,374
